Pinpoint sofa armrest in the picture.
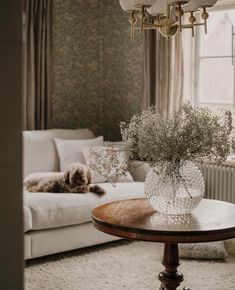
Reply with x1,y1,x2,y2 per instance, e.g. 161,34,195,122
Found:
223,156,235,167
130,161,149,182
130,158,235,182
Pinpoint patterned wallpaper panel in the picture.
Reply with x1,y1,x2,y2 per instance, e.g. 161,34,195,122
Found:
51,0,143,140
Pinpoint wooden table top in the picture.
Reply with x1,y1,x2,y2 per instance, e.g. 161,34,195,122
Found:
92,198,235,243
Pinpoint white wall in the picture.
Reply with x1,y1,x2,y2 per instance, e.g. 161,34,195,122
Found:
0,1,24,289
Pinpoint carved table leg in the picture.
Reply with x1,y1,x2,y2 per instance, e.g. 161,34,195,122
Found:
158,243,184,290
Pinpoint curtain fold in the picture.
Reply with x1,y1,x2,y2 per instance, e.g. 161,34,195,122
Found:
143,23,184,116
23,0,52,130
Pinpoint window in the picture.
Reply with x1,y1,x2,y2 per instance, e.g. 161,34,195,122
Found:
183,4,235,121
196,8,235,114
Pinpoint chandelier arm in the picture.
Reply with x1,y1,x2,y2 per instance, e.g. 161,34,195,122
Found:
188,12,196,37
174,22,205,28
141,6,145,35
175,3,184,32
170,22,179,28
181,21,206,38
128,11,138,39
138,5,149,35
133,24,163,30
144,20,163,28
182,22,205,27
201,7,209,34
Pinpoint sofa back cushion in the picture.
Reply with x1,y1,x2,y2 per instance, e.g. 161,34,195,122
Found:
54,136,104,171
23,129,94,177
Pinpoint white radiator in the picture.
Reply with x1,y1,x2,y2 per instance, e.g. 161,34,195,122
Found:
198,163,235,203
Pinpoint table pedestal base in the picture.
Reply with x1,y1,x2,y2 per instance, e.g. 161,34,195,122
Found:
158,243,184,290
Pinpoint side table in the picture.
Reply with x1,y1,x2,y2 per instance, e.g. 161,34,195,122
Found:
92,198,235,290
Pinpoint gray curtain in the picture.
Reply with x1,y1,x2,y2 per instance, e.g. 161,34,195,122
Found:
23,0,52,130
143,22,184,116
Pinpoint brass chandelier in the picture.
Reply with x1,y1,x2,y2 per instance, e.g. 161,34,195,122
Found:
119,0,218,38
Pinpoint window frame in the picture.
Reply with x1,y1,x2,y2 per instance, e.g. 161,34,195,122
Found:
193,3,235,114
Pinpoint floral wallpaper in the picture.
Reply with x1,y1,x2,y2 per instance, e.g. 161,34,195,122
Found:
50,0,143,140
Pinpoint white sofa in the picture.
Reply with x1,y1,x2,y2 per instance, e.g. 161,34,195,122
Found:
23,129,148,260
23,129,235,259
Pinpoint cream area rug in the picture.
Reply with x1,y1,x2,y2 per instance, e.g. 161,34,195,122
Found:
25,240,235,290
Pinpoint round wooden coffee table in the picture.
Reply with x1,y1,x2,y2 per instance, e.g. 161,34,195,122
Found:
92,198,235,290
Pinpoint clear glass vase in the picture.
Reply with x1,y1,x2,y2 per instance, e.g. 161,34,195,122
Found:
144,161,205,215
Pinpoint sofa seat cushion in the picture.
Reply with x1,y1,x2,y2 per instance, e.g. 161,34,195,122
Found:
24,182,145,231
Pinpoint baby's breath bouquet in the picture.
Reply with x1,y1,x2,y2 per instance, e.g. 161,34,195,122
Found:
120,102,233,180
121,103,233,214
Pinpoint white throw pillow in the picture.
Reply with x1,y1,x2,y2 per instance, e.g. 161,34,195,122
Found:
54,136,104,171
179,242,228,260
83,146,134,183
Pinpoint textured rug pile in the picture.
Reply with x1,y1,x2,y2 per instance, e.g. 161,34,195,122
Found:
25,241,235,290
